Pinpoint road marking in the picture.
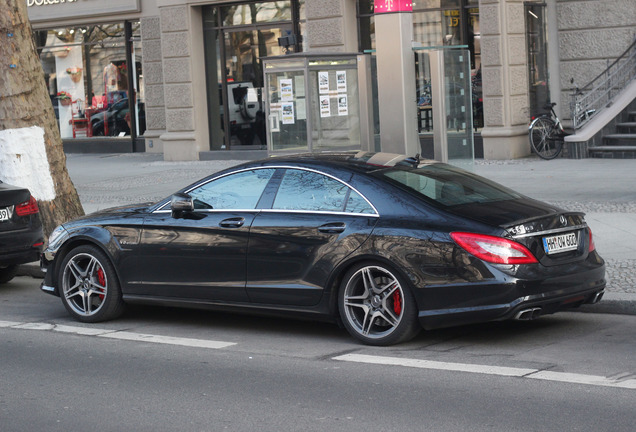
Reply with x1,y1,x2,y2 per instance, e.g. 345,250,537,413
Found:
333,353,535,377
528,371,636,389
99,331,236,349
333,353,636,390
2,321,236,349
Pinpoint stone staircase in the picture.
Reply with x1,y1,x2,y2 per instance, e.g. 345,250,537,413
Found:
588,111,636,158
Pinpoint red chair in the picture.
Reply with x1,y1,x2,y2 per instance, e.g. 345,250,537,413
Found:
69,99,92,138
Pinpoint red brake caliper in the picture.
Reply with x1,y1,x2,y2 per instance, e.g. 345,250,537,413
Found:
392,290,402,315
97,267,106,300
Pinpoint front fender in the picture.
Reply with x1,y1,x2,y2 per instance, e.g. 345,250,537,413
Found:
42,226,124,295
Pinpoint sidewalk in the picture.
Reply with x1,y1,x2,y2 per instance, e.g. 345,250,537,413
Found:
24,153,636,315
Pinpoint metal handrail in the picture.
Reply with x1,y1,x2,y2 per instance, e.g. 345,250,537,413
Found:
570,37,636,129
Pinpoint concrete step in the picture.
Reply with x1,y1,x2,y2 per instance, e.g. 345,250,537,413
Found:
588,145,636,159
617,122,636,132
603,134,636,146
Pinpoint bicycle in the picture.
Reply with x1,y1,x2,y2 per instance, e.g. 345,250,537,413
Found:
528,102,567,160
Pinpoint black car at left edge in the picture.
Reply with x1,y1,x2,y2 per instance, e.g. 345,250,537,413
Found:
0,181,44,283
40,152,605,345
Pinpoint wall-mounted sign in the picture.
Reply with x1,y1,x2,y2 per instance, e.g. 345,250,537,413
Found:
373,0,413,14
28,0,77,5
27,0,140,23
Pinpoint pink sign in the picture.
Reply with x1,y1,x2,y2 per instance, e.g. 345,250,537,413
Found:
374,0,413,13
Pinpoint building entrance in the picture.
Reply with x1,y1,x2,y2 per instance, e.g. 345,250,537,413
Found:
203,2,300,151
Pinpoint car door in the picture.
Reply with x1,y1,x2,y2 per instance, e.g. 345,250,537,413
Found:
129,168,276,302
247,168,378,306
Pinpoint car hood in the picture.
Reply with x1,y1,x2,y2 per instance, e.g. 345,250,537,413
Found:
66,203,153,225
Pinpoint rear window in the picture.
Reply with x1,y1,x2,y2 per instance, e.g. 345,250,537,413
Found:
381,164,521,207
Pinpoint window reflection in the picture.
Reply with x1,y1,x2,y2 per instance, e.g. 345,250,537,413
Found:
34,22,145,140
273,170,374,214
221,1,292,26
189,169,275,210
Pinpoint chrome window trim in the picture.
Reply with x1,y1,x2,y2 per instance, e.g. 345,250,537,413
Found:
153,165,379,216
154,208,379,218
510,224,587,239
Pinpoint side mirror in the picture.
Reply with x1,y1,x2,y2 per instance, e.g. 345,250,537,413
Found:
170,192,194,219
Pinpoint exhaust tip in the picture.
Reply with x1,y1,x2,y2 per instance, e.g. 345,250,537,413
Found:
590,290,605,304
514,307,542,321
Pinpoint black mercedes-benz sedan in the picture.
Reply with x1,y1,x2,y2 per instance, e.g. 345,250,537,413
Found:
40,152,605,345
1,181,44,284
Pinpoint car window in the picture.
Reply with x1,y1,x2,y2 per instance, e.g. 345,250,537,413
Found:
189,169,275,210
273,169,374,214
382,164,521,207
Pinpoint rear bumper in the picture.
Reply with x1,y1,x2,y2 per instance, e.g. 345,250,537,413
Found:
0,229,43,266
416,260,606,330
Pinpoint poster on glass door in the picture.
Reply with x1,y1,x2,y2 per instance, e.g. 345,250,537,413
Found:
318,71,329,94
320,95,331,117
279,78,293,101
281,102,295,124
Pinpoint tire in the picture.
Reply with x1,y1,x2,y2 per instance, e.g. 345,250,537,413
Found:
58,245,125,323
0,265,19,284
338,262,420,346
529,117,562,160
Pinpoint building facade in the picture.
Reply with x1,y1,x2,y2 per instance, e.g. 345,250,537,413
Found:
27,0,636,160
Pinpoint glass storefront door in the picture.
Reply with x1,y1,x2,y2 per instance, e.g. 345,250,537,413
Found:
203,1,302,151
222,26,290,148
525,3,549,119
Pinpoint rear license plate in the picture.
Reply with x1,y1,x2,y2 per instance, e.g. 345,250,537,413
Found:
543,232,578,255
0,207,12,222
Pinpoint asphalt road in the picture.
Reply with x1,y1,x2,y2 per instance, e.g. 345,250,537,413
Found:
2,275,636,431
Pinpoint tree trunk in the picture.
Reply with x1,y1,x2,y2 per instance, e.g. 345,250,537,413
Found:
0,0,84,238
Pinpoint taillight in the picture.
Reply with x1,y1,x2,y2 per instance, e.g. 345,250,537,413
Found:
451,232,538,265
588,229,596,252
15,196,39,216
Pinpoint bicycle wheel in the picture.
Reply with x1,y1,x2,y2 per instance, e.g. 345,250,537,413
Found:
529,117,562,160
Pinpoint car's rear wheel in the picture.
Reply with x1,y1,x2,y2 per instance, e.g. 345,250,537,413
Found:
338,262,420,346
58,245,124,322
0,265,19,284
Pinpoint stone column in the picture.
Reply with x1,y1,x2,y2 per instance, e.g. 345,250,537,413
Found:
140,16,165,153
480,0,531,159
374,2,418,156
305,0,358,52
158,4,209,161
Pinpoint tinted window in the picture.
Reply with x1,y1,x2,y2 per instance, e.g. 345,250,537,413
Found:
382,164,521,207
189,169,275,210
273,169,374,214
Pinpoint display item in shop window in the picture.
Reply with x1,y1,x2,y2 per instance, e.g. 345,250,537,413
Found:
56,91,72,106
103,63,120,93
92,94,107,109
66,67,83,83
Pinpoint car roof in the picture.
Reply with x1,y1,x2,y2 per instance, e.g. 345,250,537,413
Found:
251,152,440,173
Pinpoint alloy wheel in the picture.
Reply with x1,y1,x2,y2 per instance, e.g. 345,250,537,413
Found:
341,265,406,341
62,252,109,317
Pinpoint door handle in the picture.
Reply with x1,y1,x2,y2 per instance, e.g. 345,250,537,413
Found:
219,217,245,228
318,222,346,234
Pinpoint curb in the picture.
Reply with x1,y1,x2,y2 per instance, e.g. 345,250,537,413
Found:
17,264,636,316
577,292,636,316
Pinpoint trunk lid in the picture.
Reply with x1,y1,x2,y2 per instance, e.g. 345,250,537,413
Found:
447,197,591,267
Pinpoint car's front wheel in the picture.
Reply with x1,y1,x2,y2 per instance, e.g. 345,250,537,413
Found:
338,262,420,345
58,245,124,322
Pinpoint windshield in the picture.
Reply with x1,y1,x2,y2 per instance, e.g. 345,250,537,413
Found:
380,163,522,207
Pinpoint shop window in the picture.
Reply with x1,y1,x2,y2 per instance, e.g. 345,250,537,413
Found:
35,22,145,141
221,1,293,26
